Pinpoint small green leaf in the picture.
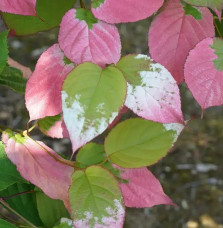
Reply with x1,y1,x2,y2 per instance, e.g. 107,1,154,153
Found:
0,30,9,74
0,65,27,93
0,141,26,191
0,183,43,226
181,2,202,20
91,0,105,8
38,114,61,133
75,8,98,29
36,191,70,228
69,166,124,227
105,118,183,168
0,219,17,228
210,38,223,71
76,143,105,168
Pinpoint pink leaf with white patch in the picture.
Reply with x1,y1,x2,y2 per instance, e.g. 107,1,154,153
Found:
118,167,174,208
91,0,164,24
0,0,36,16
2,131,74,202
25,44,74,121
185,38,223,110
148,0,215,84
117,54,184,124
58,9,121,67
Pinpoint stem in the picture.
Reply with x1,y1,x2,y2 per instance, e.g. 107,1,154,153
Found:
80,0,86,8
0,199,37,228
1,190,34,201
28,136,75,167
214,20,222,38
0,124,22,134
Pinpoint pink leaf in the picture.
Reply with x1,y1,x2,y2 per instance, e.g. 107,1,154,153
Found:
148,0,215,84
118,167,174,208
46,119,69,138
25,44,74,121
185,38,223,110
91,0,164,24
2,131,74,202
58,9,121,67
118,54,184,124
215,9,222,21
0,0,36,16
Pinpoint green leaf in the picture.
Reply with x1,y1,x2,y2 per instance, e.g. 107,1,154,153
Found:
91,0,105,8
0,65,27,93
181,2,202,20
36,191,70,228
116,54,153,85
38,114,61,134
62,62,126,152
0,183,43,226
0,142,26,191
69,166,124,227
0,219,17,228
76,143,105,168
75,143,121,179
1,0,76,35
105,118,183,168
183,0,223,11
210,38,223,71
214,12,223,37
0,30,8,74
75,8,98,29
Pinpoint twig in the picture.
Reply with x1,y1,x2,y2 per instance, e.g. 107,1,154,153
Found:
0,199,37,228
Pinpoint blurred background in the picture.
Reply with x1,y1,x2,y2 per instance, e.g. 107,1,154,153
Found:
0,8,223,228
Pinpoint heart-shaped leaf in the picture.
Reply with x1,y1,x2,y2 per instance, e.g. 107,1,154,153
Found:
62,62,126,152
59,8,121,67
148,0,215,84
116,54,183,123
105,118,184,168
185,37,223,110
69,166,125,228
91,0,164,23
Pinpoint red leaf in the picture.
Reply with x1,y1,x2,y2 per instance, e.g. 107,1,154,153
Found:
92,0,164,24
25,44,74,121
185,38,223,110
119,167,174,208
0,0,36,16
148,0,214,84
59,9,121,67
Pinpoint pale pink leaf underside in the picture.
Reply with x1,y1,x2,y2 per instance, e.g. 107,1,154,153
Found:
58,9,121,67
25,44,74,121
148,0,215,84
92,0,164,23
0,0,36,16
2,132,73,202
185,38,223,110
119,167,174,208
